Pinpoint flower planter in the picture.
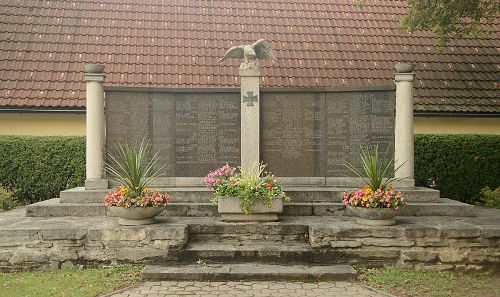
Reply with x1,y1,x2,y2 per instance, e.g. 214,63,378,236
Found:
345,206,398,226
107,206,166,226
218,196,283,222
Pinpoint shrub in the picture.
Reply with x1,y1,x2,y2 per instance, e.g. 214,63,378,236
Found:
481,186,500,208
414,134,500,204
0,186,15,211
0,136,85,204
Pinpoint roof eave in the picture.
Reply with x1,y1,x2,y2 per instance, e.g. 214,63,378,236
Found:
0,107,86,113
415,111,500,117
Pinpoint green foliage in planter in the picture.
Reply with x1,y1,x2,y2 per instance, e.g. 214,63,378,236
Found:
0,136,85,204
414,134,500,204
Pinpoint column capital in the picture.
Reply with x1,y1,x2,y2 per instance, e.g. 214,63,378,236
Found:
394,72,415,82
84,73,105,82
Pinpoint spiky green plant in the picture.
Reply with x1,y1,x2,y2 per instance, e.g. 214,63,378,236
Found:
344,145,406,191
105,139,164,197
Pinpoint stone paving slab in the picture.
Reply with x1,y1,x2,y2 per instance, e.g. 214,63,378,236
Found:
142,263,357,281
109,280,393,297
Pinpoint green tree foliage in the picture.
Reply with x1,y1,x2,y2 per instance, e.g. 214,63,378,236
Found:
400,0,499,46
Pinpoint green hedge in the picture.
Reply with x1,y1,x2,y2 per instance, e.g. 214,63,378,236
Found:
0,135,498,205
0,136,85,204
415,134,500,204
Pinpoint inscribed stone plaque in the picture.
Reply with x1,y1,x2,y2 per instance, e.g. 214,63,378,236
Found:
325,91,395,176
106,90,240,177
261,92,325,176
174,93,240,176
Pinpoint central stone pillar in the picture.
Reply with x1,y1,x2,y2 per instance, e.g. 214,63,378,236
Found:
84,64,107,190
239,67,261,170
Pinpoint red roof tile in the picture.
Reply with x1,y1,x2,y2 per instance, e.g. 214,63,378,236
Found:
0,0,498,113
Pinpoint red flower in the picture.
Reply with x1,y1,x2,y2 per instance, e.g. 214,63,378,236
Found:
267,181,274,189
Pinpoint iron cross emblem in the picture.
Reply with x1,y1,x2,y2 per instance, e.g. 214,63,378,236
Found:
242,91,258,106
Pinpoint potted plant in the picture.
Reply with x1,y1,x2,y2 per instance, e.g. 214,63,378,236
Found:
104,140,170,225
204,163,289,222
342,145,407,226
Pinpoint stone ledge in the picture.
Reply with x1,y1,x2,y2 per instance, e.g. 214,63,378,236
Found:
27,198,476,218
58,186,441,204
142,263,357,281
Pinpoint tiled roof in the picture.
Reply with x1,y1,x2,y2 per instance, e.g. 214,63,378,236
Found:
0,0,499,113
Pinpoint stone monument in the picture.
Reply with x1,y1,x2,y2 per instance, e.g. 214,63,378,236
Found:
219,39,276,170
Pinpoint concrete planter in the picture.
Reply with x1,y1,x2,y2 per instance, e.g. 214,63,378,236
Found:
218,196,283,222
345,206,399,226
107,206,166,226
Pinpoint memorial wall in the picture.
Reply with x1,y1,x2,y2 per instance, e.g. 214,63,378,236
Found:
106,88,394,178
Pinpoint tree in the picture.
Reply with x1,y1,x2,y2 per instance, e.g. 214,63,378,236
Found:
399,0,499,46
357,0,499,46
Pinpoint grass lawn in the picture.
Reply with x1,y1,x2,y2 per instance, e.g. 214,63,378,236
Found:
0,264,143,297
359,266,500,297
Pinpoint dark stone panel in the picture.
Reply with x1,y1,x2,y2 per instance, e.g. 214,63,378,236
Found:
325,91,395,177
151,93,176,176
260,90,394,177
106,91,240,177
174,93,240,176
261,92,326,176
105,91,151,160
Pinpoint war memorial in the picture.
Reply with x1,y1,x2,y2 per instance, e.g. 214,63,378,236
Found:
0,41,498,279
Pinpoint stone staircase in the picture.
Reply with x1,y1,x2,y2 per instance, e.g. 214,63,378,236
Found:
22,184,478,281
143,217,358,281
25,186,476,217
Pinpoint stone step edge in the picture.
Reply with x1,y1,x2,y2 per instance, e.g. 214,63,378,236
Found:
60,186,440,203
36,198,468,207
25,198,475,217
185,241,311,252
141,263,357,281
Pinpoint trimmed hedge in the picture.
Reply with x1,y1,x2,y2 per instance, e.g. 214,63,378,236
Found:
0,136,85,204
415,134,500,204
0,135,498,205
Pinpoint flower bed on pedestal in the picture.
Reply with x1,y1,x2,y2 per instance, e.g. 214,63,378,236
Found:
343,145,407,226
204,163,288,222
104,140,170,226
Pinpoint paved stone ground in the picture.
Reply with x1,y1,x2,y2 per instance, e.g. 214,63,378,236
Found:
109,281,393,297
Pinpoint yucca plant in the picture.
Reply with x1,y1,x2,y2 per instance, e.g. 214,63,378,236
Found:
344,145,406,191
105,139,164,197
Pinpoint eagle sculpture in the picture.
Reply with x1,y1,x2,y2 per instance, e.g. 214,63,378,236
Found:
219,39,276,69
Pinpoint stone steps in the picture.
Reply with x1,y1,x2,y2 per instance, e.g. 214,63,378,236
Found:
187,220,309,242
141,263,357,281
60,186,441,203
26,198,475,217
180,242,316,264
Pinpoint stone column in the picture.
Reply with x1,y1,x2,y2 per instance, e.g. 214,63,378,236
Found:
394,63,416,186
239,67,261,170
84,64,107,189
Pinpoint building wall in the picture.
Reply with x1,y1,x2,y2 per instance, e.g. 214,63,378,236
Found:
414,116,500,135
1,113,499,136
0,113,85,136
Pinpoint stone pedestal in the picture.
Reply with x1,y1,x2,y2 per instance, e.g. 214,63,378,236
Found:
394,63,416,186
84,64,107,190
239,67,261,170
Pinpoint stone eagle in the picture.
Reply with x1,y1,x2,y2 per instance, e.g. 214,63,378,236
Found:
219,39,276,69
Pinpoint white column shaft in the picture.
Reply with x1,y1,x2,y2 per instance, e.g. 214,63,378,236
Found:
394,73,415,182
84,70,106,190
